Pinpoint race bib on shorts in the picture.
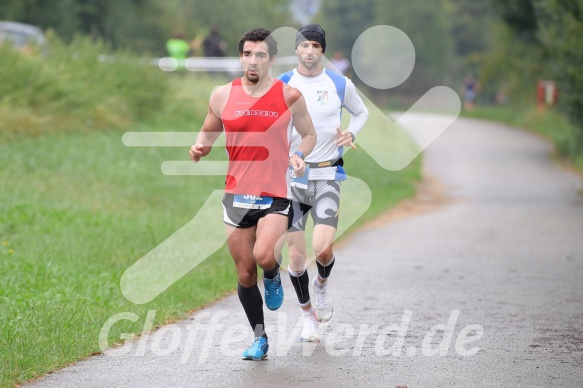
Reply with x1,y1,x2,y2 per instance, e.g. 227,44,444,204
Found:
233,194,273,209
290,165,309,189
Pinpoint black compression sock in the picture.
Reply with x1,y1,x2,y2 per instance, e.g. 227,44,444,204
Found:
289,268,310,305
238,283,266,339
316,256,335,279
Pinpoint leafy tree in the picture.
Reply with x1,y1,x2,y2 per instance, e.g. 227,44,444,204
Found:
170,0,292,56
490,0,583,143
375,0,453,89
446,0,494,79
0,0,165,52
447,0,492,58
314,0,377,55
0,0,292,55
536,0,583,133
479,21,546,104
492,0,539,43
316,0,453,95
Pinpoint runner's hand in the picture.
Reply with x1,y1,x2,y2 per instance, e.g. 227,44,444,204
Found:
190,144,204,162
336,128,356,149
289,154,306,177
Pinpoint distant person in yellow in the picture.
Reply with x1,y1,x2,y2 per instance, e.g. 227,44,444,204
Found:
166,32,190,60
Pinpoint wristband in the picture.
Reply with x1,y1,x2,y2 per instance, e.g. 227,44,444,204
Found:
349,132,355,142
293,151,304,160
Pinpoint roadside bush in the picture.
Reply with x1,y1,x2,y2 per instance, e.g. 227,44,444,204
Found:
0,31,171,140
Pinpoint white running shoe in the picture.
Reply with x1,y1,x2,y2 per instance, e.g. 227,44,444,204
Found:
300,313,321,342
312,276,334,323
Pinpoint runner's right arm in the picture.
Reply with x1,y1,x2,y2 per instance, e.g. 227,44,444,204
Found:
190,84,229,162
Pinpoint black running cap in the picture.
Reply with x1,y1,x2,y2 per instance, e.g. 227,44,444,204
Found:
295,24,326,52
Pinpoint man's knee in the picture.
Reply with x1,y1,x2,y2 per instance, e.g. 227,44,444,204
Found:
288,239,306,258
234,256,258,286
253,248,277,270
314,244,334,263
237,269,257,287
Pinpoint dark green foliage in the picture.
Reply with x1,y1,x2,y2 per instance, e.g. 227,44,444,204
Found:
490,0,583,149
0,0,166,53
492,0,540,43
536,0,583,138
0,0,292,55
314,0,378,55
316,0,454,95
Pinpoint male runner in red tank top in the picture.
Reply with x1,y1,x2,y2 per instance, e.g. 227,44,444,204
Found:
189,28,317,360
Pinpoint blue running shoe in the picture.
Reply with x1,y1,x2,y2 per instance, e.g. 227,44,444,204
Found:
241,337,269,360
264,272,284,311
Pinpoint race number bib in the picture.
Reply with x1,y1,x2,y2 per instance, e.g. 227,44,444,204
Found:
233,194,273,209
290,165,309,189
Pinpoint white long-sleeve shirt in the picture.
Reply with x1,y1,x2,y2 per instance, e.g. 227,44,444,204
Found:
278,68,369,181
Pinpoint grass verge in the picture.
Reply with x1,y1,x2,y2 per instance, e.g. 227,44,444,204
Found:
462,105,583,171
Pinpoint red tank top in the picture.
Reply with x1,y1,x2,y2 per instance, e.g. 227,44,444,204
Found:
221,78,291,198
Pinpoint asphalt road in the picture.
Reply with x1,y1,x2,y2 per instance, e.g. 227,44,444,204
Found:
29,114,583,387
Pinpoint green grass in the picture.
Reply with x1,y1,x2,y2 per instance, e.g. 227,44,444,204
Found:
0,50,420,385
461,105,583,171
0,31,208,142
0,129,235,385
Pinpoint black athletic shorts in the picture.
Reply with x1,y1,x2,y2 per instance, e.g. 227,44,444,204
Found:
222,193,291,229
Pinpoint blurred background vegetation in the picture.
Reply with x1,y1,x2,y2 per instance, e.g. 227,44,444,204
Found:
1,0,581,160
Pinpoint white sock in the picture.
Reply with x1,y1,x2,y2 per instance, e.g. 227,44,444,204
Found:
288,266,306,277
314,276,327,288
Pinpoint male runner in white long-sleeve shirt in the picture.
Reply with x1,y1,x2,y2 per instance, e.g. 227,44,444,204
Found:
278,24,369,342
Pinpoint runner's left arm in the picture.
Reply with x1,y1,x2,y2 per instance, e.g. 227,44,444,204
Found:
337,79,369,147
